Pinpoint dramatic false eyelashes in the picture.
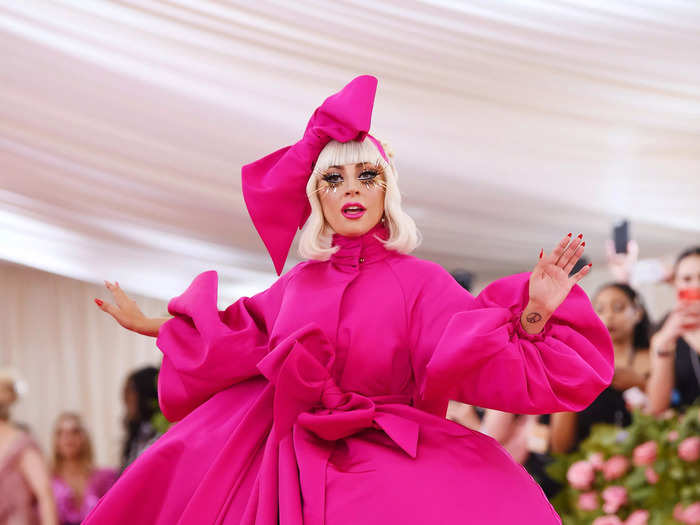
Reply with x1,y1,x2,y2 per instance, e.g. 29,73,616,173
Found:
312,162,388,196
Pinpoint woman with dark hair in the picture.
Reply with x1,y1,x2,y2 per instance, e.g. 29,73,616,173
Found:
550,283,651,453
647,246,700,414
121,367,161,471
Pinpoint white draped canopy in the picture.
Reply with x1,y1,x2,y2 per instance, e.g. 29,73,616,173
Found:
1,0,699,303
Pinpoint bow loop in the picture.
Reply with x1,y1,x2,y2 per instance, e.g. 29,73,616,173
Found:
241,75,388,275
249,324,420,525
257,324,418,458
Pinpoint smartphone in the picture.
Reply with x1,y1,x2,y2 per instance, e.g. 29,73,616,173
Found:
613,220,629,254
679,288,700,302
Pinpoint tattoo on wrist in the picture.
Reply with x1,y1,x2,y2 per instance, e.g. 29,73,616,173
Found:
526,312,543,324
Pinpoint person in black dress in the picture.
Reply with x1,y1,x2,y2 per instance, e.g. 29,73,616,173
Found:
647,246,700,414
550,283,651,453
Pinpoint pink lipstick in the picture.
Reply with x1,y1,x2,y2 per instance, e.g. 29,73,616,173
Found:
342,202,366,219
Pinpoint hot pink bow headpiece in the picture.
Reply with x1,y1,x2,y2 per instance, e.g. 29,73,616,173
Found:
241,75,388,275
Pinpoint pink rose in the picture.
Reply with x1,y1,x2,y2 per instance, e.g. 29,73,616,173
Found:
589,452,605,470
668,430,680,442
678,436,700,462
602,485,628,514
567,460,595,490
644,466,659,484
577,491,599,511
633,441,658,466
675,503,687,522
625,509,649,525
603,455,630,480
592,516,623,525
682,502,700,524
661,408,676,420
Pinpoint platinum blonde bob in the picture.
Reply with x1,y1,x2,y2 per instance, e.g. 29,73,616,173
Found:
298,139,420,261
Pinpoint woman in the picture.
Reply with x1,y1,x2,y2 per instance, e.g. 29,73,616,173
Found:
86,76,613,524
51,413,117,525
121,367,161,471
647,246,700,414
550,283,651,454
0,369,58,525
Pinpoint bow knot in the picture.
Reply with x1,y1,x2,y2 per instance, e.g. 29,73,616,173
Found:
257,324,418,457
241,75,388,275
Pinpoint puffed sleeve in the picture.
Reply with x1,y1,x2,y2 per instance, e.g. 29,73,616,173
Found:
410,266,614,415
156,268,294,421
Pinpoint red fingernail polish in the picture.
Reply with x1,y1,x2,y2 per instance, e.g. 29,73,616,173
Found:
581,241,585,247
94,298,103,306
588,263,593,267
577,233,583,239
539,248,543,259
567,233,572,237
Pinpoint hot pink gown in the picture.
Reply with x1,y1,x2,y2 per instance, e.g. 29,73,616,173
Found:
84,224,613,524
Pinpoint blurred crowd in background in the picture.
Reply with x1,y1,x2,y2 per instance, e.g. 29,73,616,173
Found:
1,234,699,525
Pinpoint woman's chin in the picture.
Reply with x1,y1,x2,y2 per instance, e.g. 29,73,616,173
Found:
333,219,378,237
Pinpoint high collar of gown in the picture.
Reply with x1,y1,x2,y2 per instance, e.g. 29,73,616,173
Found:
330,222,390,272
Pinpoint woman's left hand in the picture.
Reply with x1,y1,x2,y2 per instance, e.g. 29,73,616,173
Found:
528,233,591,317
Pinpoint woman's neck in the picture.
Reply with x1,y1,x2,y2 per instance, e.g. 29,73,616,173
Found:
59,458,90,477
612,339,635,365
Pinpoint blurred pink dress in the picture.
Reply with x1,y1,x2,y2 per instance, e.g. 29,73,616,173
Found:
0,433,39,525
84,224,613,524
52,468,117,525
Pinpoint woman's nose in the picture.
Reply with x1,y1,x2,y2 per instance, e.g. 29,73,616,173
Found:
345,178,361,195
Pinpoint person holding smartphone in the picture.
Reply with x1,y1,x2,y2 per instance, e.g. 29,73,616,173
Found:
647,246,700,415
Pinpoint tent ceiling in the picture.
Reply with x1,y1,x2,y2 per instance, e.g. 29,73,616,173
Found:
1,1,698,301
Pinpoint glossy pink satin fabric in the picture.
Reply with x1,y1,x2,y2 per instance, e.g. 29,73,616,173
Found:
84,224,613,524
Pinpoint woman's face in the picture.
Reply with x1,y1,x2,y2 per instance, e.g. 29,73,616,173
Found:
56,417,85,460
593,287,641,344
674,254,700,292
317,162,386,237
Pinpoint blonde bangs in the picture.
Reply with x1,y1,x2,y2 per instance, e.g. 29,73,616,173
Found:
312,139,390,176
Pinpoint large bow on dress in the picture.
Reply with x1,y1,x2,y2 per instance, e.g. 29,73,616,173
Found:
241,75,389,275
242,324,418,525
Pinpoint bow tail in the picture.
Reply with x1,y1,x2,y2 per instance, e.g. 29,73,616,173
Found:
241,425,331,525
278,434,303,525
241,428,280,525
294,426,335,525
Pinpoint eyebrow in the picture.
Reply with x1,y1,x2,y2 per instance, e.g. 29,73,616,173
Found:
328,163,368,169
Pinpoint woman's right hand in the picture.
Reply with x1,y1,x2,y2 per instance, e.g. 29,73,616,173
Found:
95,281,151,335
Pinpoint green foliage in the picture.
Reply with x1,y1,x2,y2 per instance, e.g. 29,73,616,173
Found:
546,402,700,524
149,372,172,435
151,411,172,435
